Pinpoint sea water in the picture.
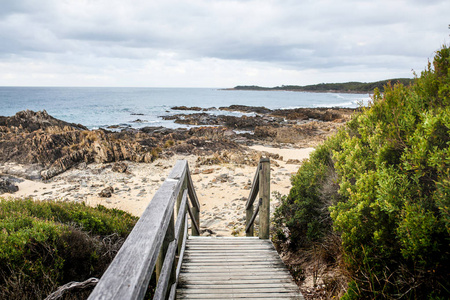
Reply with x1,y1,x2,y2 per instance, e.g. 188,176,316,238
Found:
0,87,370,129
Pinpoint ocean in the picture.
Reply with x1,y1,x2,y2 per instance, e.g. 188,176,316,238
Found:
0,87,370,130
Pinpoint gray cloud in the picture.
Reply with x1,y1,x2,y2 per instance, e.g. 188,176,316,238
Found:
0,0,448,87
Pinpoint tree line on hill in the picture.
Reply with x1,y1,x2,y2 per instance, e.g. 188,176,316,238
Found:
233,78,414,93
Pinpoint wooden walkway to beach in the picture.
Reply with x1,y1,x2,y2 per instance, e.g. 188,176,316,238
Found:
177,237,303,299
88,159,304,300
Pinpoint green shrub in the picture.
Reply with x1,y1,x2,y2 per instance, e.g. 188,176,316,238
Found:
0,197,138,299
275,45,450,299
274,133,344,248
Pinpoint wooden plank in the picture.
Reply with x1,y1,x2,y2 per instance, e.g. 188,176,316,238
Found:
88,178,181,300
180,283,299,289
186,239,274,245
177,236,303,300
182,263,286,268
245,162,260,209
187,202,200,235
184,256,281,260
184,256,281,261
185,253,279,258
174,190,188,243
185,245,273,250
186,239,267,243
154,240,178,300
156,211,175,281
259,158,270,239
185,248,277,253
186,163,200,210
186,163,200,236
176,217,188,281
168,160,188,181
178,287,299,293
176,292,302,299
179,275,294,281
187,237,259,240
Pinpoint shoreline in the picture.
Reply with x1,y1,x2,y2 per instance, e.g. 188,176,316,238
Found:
9,146,311,237
0,107,349,236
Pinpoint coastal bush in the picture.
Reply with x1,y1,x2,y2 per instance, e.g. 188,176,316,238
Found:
274,45,450,298
273,133,344,249
0,197,138,299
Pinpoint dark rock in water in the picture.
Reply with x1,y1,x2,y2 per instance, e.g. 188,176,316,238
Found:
0,177,19,194
219,105,272,114
112,162,128,173
171,106,203,111
131,119,147,123
140,126,164,134
99,186,114,197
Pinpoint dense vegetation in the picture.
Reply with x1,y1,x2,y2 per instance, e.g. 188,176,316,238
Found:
0,198,138,299
234,78,414,93
274,45,450,299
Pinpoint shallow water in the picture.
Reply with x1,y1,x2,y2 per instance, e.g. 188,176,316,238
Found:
0,87,369,129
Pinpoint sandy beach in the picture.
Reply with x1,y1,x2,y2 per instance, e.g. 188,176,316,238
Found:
9,146,314,237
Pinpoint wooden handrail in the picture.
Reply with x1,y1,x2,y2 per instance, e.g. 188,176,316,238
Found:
245,158,270,239
88,160,200,300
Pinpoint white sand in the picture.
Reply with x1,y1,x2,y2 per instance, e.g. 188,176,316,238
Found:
8,147,314,236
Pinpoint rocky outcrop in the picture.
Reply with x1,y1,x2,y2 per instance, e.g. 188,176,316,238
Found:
1,107,354,180
0,177,19,194
0,109,87,133
0,111,244,180
0,111,162,179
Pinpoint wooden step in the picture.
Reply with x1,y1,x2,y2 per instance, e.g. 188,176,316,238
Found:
176,237,304,300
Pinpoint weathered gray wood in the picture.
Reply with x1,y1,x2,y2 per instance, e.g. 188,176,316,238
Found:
88,160,202,300
168,160,188,181
176,292,302,299
88,179,181,300
169,160,200,236
245,162,260,236
177,237,303,300
178,287,299,293
245,203,254,236
245,198,261,234
156,211,175,281
179,281,298,287
259,158,270,239
179,274,294,281
175,190,188,243
187,202,200,235
186,163,200,236
245,163,260,209
153,240,178,300
185,163,200,210
176,217,189,281
168,283,177,300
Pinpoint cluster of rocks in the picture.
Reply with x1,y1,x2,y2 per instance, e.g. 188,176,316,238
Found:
171,105,355,125
0,110,242,180
1,106,353,182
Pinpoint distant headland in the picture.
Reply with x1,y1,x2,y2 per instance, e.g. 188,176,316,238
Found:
227,78,414,94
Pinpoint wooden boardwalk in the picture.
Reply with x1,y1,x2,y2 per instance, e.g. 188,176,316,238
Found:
88,159,304,300
177,237,304,300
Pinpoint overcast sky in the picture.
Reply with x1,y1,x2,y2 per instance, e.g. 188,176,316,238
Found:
0,0,449,88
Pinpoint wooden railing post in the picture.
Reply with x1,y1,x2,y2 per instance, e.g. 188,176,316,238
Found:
186,164,200,236
177,178,187,257
259,158,270,239
246,203,254,237
156,211,175,282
